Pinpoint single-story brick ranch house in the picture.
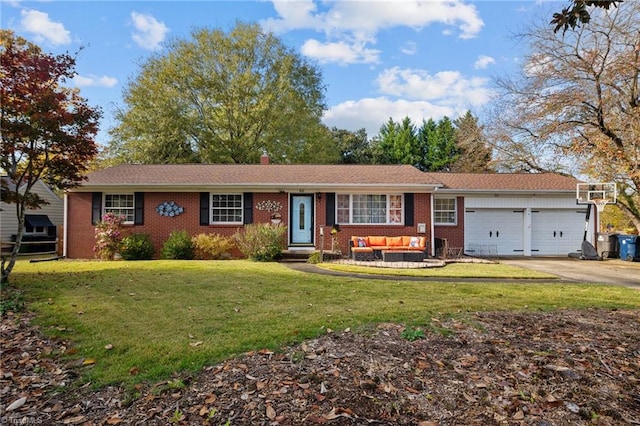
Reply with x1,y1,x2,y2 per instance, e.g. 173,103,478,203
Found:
64,159,595,259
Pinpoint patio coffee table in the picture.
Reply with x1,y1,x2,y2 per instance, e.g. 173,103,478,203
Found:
382,250,424,262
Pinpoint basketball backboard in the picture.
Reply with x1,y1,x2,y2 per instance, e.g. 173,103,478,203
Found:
576,182,617,205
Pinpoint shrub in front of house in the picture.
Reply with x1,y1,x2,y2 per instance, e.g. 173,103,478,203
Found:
191,233,235,260
307,251,322,264
94,212,126,260
161,230,194,260
234,224,286,262
120,233,155,260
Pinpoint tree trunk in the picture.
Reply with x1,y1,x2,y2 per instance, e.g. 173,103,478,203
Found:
618,202,640,234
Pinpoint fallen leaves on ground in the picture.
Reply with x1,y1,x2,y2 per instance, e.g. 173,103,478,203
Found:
1,309,639,425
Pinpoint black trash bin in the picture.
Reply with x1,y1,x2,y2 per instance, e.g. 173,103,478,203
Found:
596,232,618,259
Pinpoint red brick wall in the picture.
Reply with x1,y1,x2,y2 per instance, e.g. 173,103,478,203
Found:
67,191,434,258
66,192,96,258
434,196,465,249
66,191,291,259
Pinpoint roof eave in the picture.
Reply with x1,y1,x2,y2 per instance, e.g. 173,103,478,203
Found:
433,188,576,194
69,183,443,193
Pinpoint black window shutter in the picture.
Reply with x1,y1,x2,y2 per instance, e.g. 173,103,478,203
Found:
404,193,414,227
200,192,210,226
91,192,102,225
243,193,253,224
326,193,335,226
134,192,144,225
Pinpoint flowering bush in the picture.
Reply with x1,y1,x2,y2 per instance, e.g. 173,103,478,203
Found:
94,213,126,260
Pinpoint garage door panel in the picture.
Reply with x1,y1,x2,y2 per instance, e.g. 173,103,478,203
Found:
531,209,585,255
465,209,524,256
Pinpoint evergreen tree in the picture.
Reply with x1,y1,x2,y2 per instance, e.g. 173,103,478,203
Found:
451,110,493,172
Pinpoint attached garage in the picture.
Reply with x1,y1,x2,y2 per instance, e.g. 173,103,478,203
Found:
464,207,588,256
428,173,597,258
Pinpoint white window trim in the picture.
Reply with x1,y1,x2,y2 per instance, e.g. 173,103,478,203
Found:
336,194,403,225
211,193,244,225
434,197,457,226
103,193,135,224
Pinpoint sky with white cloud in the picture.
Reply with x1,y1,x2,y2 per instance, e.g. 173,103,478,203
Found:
1,0,559,145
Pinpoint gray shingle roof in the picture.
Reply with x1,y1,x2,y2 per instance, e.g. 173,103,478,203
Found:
77,164,441,191
425,172,580,192
74,165,580,193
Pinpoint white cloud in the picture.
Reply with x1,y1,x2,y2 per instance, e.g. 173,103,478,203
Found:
323,97,455,138
400,41,417,56
265,0,483,38
262,0,483,64
474,55,495,69
301,39,380,64
20,9,71,46
524,54,554,77
376,67,493,106
323,65,495,137
130,11,168,51
73,74,118,88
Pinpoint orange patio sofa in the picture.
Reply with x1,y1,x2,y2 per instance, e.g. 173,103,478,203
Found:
349,236,428,261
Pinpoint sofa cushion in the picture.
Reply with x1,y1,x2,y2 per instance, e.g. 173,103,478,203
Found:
368,236,387,247
352,246,374,253
387,236,404,247
351,236,367,247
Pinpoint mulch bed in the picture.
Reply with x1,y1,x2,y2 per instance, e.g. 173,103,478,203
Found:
2,308,639,425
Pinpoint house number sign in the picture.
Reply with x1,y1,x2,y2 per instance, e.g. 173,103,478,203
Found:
156,201,184,217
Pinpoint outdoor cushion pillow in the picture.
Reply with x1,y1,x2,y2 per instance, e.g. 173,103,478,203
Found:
357,237,367,247
409,237,420,247
368,236,386,246
387,236,404,246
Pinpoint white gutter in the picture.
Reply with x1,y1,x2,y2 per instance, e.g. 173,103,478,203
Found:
63,193,68,257
430,188,436,257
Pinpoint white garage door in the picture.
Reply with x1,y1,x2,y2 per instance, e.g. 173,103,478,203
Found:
531,209,586,255
465,209,525,256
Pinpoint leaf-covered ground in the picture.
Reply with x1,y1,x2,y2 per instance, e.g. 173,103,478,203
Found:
2,309,639,425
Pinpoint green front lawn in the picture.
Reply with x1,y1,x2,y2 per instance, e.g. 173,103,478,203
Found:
9,259,640,388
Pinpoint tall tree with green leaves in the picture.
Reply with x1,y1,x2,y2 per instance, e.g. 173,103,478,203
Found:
108,22,327,164
451,110,493,173
418,116,459,172
371,117,420,167
1,30,101,283
330,127,372,164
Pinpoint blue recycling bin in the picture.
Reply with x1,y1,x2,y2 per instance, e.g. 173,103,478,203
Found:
617,235,638,261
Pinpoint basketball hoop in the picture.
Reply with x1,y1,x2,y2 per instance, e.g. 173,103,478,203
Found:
592,199,609,213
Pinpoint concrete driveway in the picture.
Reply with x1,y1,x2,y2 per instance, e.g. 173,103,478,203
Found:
500,257,640,289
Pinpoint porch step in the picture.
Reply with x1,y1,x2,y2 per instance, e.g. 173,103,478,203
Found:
279,250,315,262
